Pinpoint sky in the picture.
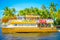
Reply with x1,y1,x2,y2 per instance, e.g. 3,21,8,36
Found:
0,0,60,19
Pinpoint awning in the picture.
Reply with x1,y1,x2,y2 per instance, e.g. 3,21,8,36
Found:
39,19,46,24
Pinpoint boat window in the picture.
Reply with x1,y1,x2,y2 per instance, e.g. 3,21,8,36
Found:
17,24,36,26
18,16,25,20
18,24,23,26
14,24,17,26
29,24,36,26
20,17,22,19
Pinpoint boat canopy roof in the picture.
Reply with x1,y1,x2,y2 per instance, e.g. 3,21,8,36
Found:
38,19,54,24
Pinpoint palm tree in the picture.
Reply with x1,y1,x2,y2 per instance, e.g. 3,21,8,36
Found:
41,5,49,18
49,2,57,19
50,2,57,11
56,9,60,25
41,5,46,10
18,10,24,16
3,7,16,16
57,9,60,19
2,7,16,23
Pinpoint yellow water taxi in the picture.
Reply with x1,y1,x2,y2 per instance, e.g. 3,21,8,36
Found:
2,15,57,33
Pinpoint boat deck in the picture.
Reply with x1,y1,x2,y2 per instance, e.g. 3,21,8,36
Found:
2,27,57,33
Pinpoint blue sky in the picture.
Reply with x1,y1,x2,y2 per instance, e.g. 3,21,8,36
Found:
0,0,60,19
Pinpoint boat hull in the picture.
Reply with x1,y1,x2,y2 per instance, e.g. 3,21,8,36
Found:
2,27,58,33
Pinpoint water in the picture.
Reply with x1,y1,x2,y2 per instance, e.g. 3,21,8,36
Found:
0,24,60,40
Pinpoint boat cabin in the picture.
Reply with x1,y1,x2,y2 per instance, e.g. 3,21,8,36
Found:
6,20,37,28
17,16,25,20
5,15,54,28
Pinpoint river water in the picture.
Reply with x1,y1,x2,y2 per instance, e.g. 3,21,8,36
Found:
0,24,60,40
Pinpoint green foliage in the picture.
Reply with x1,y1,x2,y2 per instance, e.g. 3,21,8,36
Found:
3,7,16,16
56,19,60,25
3,2,60,25
3,7,16,19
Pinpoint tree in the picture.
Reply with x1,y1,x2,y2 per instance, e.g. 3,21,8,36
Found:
57,9,60,19
2,7,16,23
41,5,49,18
49,2,57,18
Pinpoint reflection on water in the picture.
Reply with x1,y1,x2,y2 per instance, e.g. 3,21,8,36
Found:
2,33,60,40
3,33,54,37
